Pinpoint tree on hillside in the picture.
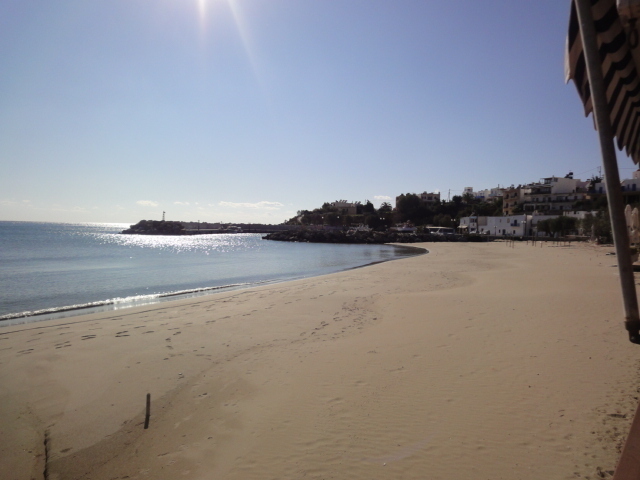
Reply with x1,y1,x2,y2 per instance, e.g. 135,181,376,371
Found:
378,202,392,214
537,216,578,237
362,200,376,214
432,213,454,228
366,212,394,231
321,202,337,213
587,175,603,192
395,194,425,223
581,211,612,243
491,197,503,215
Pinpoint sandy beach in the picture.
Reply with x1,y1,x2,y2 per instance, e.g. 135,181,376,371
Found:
1,241,639,480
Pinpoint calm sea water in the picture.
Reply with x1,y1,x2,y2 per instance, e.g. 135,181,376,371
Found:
0,222,421,324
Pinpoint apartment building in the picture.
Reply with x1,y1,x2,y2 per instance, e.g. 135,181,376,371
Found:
502,185,530,216
521,175,589,214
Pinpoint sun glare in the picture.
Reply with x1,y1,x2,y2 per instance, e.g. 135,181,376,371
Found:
196,0,210,32
191,0,265,96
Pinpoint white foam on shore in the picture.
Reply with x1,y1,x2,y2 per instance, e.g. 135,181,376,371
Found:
0,282,264,326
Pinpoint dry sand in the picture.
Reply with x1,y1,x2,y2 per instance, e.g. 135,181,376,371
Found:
1,241,639,480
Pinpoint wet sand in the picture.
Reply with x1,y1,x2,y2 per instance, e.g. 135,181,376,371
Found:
1,241,638,480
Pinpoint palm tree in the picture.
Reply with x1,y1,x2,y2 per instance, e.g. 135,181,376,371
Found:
378,202,392,214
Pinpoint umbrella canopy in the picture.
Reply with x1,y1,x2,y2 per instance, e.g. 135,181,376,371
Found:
566,0,640,344
567,3,640,478
566,0,640,164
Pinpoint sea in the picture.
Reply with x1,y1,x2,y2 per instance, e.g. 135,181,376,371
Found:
0,221,422,326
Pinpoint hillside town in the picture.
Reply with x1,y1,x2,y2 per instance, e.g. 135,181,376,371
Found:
286,170,640,242
122,170,640,243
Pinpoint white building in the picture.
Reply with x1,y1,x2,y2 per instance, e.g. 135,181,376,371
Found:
330,200,358,215
592,170,640,196
622,169,640,193
461,212,594,237
463,186,504,201
485,215,531,236
419,191,441,204
459,214,536,236
522,175,589,214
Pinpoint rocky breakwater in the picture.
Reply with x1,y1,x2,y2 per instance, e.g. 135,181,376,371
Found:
263,230,485,244
121,220,186,235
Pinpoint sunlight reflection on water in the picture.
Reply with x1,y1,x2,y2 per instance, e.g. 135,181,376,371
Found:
88,232,262,255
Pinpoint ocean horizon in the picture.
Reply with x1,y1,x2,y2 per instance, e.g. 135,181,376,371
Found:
0,221,423,326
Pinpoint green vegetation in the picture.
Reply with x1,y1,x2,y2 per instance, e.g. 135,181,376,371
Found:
286,195,503,230
394,194,502,227
536,216,578,237
286,191,622,243
580,210,612,243
287,200,395,231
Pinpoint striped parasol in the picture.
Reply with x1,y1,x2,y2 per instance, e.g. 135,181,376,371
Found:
566,0,640,164
567,4,640,476
566,0,640,343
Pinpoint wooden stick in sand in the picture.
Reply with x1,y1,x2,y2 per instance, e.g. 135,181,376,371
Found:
144,393,151,429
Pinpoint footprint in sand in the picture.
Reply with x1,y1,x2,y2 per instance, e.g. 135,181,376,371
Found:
55,341,71,349
81,335,96,340
17,349,34,356
115,331,130,337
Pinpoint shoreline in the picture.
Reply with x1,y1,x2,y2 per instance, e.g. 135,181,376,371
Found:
0,243,426,327
1,242,637,479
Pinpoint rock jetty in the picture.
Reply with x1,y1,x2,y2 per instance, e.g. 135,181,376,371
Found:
263,230,486,244
121,220,186,235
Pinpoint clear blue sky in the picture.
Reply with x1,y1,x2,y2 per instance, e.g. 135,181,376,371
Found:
0,0,635,224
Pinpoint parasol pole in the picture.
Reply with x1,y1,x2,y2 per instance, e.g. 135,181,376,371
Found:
574,0,640,344
575,2,640,478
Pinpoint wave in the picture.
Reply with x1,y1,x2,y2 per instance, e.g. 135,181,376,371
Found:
0,281,272,323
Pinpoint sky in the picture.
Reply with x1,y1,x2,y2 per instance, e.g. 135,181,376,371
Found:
1,0,637,225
